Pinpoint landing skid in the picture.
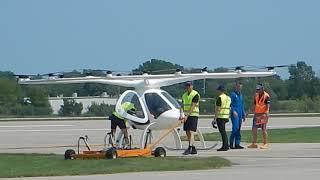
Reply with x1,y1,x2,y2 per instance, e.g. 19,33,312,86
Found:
164,143,218,151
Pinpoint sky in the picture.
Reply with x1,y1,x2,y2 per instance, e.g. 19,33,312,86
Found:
1,0,319,78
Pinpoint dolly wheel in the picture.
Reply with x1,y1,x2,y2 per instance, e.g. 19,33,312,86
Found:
106,148,118,159
64,149,75,160
154,147,166,157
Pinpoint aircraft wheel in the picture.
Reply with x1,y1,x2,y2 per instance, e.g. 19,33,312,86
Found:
106,148,118,159
64,149,75,160
154,147,166,157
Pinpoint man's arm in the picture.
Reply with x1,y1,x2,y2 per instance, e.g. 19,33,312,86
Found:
179,100,185,121
265,96,271,115
241,95,246,121
252,95,256,114
230,92,238,118
215,106,221,119
214,97,222,119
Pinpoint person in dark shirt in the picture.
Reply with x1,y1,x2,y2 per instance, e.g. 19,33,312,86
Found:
214,84,231,151
180,81,200,155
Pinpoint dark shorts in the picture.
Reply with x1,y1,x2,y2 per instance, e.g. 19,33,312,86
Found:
183,116,198,132
110,114,127,130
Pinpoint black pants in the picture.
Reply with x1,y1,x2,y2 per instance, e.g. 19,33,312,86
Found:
217,118,229,148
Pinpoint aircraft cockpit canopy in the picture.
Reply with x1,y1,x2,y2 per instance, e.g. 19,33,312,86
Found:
118,91,145,119
144,91,181,119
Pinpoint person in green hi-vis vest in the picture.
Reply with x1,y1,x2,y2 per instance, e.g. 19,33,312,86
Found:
214,84,231,151
180,81,200,155
109,102,135,147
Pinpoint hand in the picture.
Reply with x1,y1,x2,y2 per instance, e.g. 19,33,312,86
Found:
211,119,217,129
266,112,269,117
179,115,187,123
180,117,187,123
233,111,238,118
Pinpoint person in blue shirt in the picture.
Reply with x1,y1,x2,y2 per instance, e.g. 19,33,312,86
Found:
229,80,246,149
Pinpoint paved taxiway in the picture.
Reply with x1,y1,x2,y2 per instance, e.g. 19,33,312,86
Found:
1,117,320,179
0,117,319,154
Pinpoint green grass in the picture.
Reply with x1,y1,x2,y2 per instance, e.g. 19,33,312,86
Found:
0,153,231,178
189,127,320,143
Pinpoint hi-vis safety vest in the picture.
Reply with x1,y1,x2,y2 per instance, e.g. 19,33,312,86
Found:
217,93,231,119
112,102,135,120
182,90,200,117
254,91,270,114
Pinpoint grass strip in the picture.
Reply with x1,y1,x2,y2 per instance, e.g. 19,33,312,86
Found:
0,154,230,178
184,127,320,143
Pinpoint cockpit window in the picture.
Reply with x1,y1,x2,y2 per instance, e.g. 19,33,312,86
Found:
120,92,145,118
144,93,171,118
161,92,181,109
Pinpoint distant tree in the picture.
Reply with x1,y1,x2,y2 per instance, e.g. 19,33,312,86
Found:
59,99,83,116
288,61,316,98
0,71,15,79
213,67,229,73
133,59,183,74
0,78,21,105
0,78,21,115
25,87,50,106
86,103,115,116
309,77,320,98
21,86,52,115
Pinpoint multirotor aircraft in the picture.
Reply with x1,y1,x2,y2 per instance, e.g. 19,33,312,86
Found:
17,67,276,149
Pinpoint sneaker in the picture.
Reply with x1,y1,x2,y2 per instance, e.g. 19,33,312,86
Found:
182,146,192,155
217,147,229,151
191,146,198,155
229,145,235,149
235,145,244,149
260,144,269,149
247,143,258,148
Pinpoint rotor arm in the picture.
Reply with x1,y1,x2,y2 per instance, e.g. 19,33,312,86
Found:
18,76,141,88
148,71,276,87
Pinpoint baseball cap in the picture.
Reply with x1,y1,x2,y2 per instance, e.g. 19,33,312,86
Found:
256,83,263,90
217,84,225,91
185,81,193,87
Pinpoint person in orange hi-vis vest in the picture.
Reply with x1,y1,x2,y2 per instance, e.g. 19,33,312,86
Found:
247,83,270,149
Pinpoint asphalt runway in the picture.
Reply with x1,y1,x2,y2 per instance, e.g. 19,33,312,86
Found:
0,117,319,154
1,117,320,179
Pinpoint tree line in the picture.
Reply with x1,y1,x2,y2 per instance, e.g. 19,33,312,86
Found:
0,60,319,117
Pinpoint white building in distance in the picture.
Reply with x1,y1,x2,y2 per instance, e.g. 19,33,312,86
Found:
48,93,118,114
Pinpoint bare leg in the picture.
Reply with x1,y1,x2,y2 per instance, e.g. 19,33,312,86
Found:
110,129,116,147
111,129,116,138
186,130,194,146
252,128,258,144
121,128,129,145
262,129,268,144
